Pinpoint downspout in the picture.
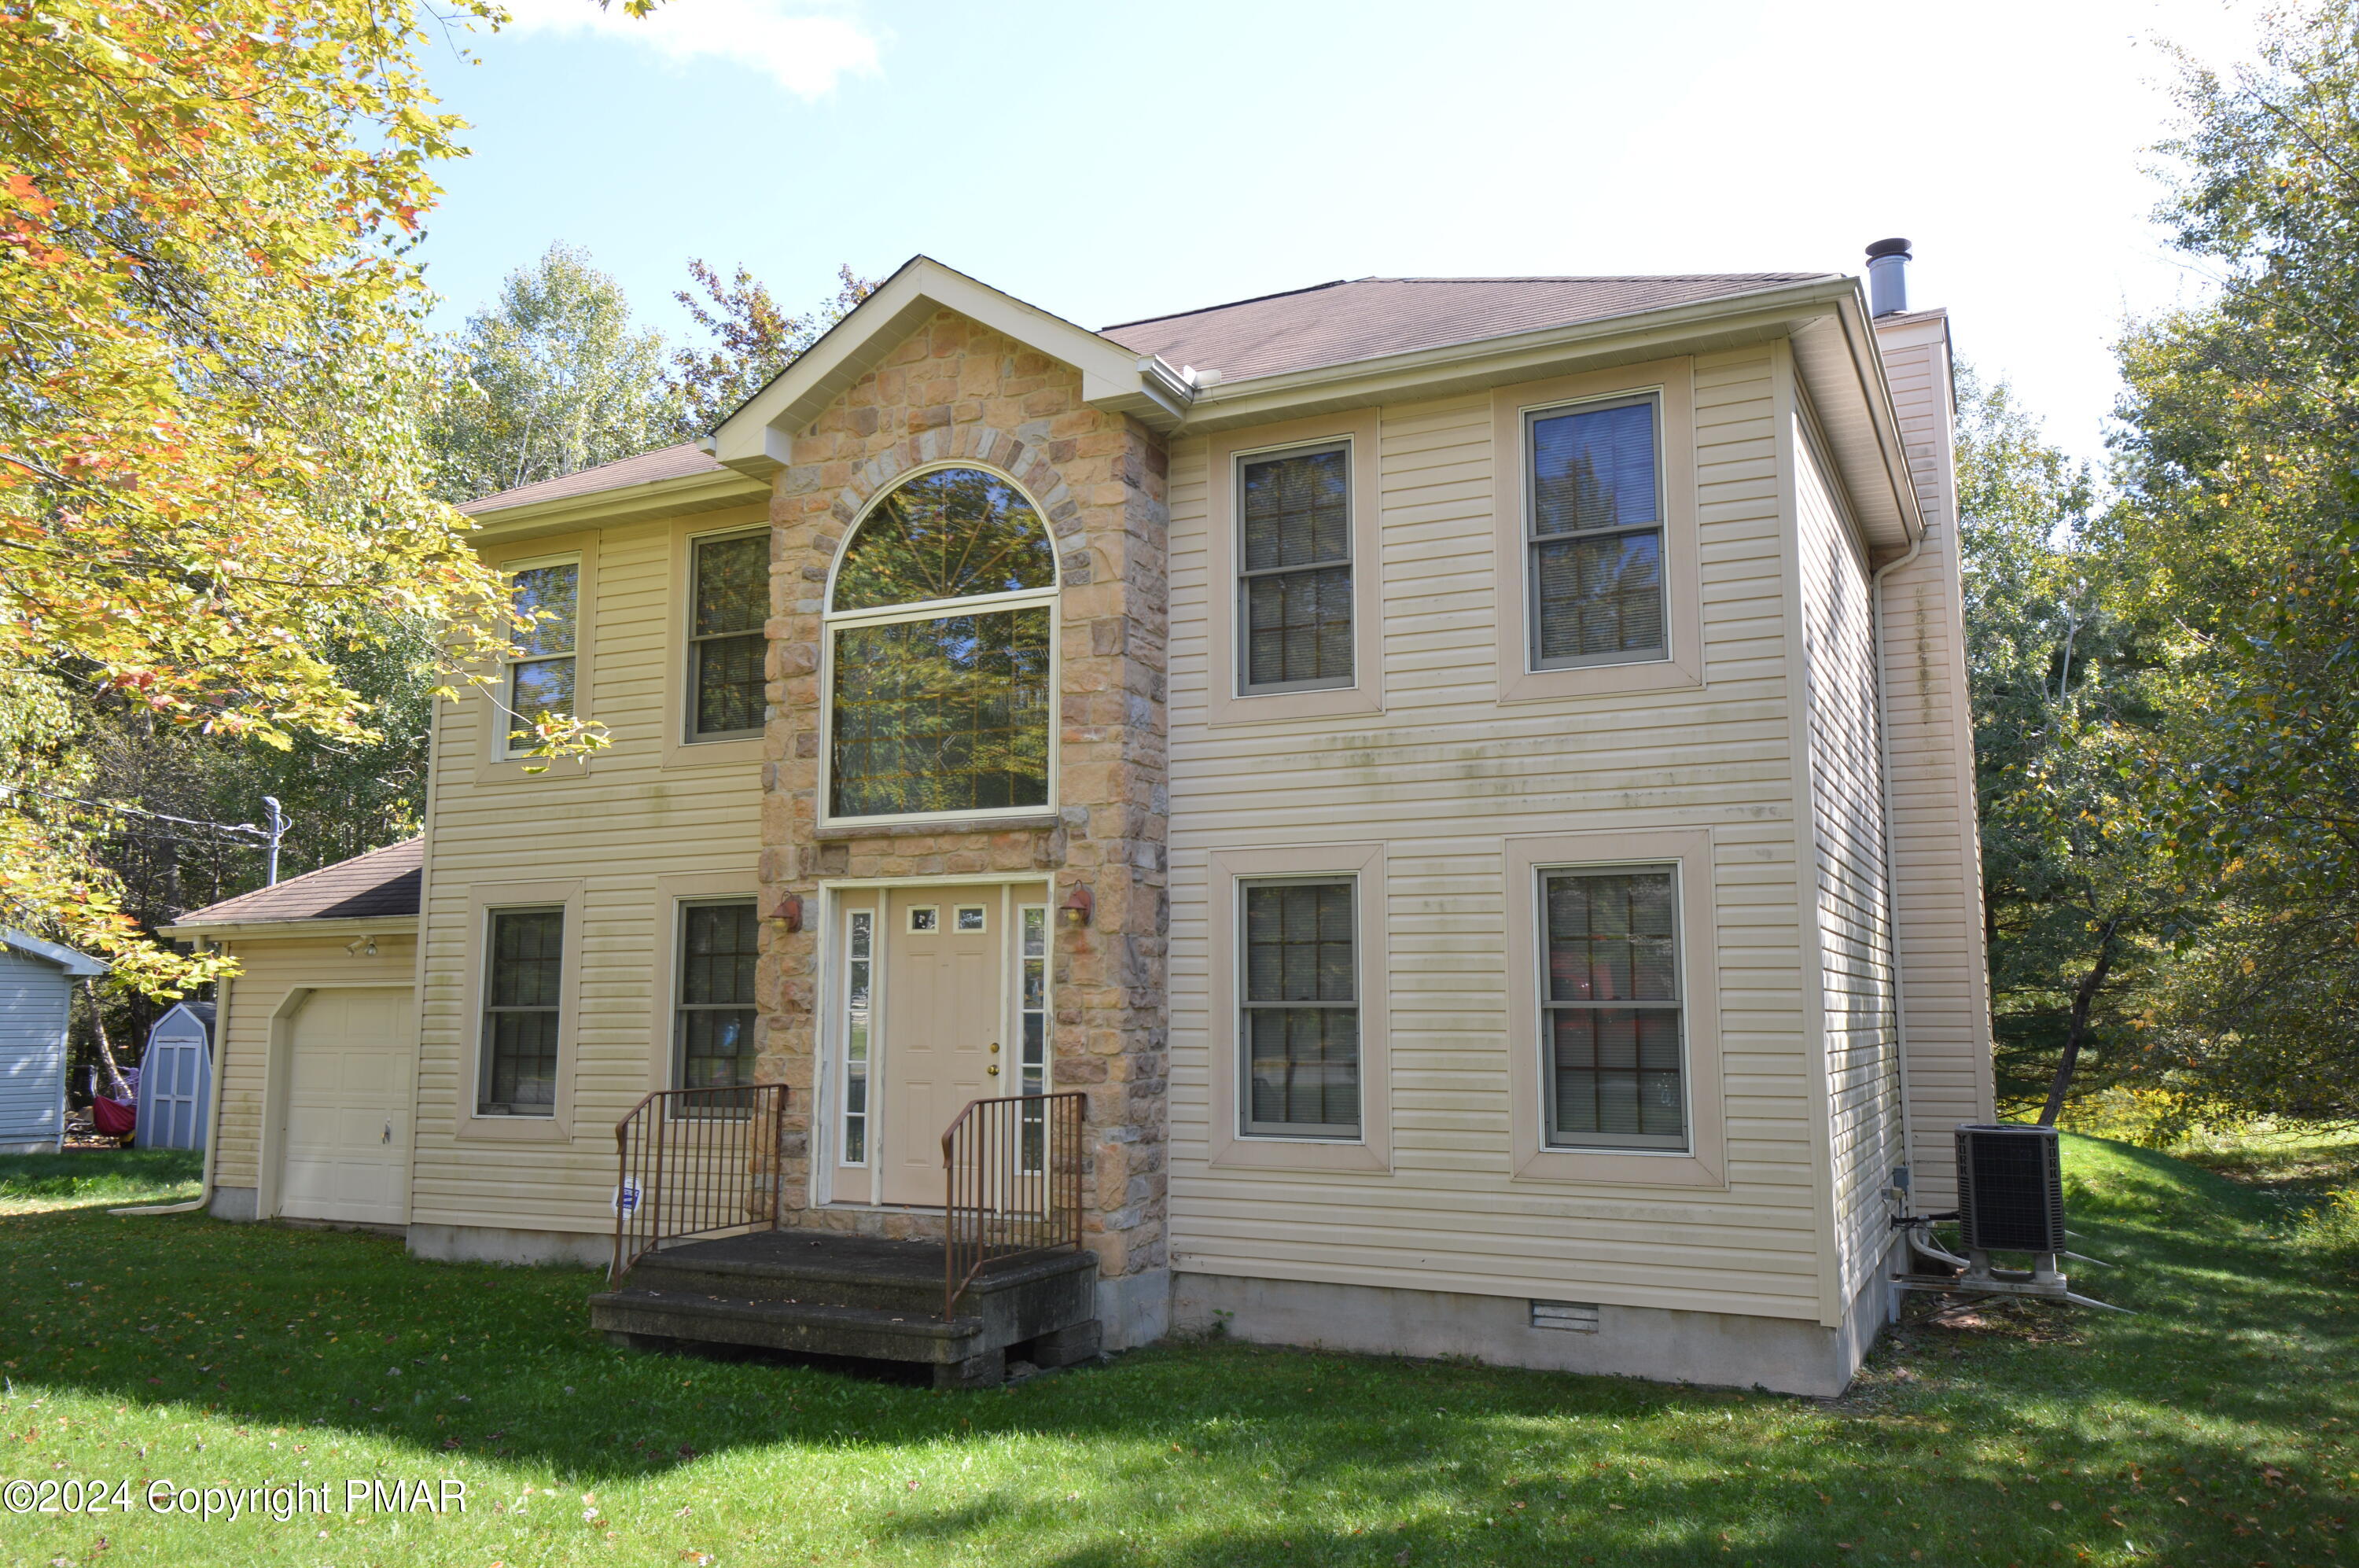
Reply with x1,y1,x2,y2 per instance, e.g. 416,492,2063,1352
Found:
111,936,230,1217
1870,533,1927,1215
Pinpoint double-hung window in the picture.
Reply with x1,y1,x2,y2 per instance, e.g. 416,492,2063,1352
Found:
504,560,579,753
675,900,759,1091
1540,867,1687,1150
1238,444,1352,692
689,531,767,740
480,907,565,1116
1526,396,1666,668
1240,878,1360,1138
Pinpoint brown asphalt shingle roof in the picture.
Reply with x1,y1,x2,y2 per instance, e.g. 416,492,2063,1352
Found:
1100,274,1831,383
175,838,421,927
460,442,725,515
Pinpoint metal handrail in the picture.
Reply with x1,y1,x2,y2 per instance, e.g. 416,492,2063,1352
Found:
609,1083,790,1284
942,1090,1086,1320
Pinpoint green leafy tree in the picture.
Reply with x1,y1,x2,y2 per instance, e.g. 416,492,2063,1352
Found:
425,242,682,502
665,260,874,434
2100,1,2359,1123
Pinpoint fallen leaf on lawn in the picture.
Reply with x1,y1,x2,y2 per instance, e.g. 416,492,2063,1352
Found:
2049,1501,2064,1511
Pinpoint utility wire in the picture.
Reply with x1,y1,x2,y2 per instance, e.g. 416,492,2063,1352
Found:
0,783,276,839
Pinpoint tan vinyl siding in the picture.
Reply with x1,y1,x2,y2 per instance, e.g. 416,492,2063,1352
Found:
1167,348,1829,1322
1873,322,1995,1209
1794,424,1901,1305
210,935,417,1189
412,508,764,1235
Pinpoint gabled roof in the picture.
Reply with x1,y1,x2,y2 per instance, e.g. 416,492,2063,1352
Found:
1101,274,1831,384
167,838,421,931
0,929,108,977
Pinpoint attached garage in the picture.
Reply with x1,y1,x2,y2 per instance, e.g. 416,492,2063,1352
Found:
160,838,422,1228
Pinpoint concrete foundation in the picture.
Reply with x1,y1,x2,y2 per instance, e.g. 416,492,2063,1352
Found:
1172,1268,1889,1397
208,1186,258,1222
1096,1265,1171,1350
0,1139,61,1156
407,1222,608,1270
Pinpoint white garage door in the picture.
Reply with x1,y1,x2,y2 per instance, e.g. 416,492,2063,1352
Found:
281,987,413,1225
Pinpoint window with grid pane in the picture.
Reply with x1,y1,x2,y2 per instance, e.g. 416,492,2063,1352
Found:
1527,397,1666,669
827,467,1056,820
1541,867,1686,1150
1239,444,1352,692
1241,879,1360,1137
691,532,767,738
675,901,759,1091
505,562,578,753
480,907,564,1115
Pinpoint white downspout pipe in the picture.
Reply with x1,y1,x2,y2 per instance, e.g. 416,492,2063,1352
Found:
111,937,230,1217
1871,532,1928,1213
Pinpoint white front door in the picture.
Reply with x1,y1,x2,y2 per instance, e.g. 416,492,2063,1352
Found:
280,987,413,1224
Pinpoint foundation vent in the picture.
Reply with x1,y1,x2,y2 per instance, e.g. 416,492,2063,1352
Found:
1529,1300,1600,1332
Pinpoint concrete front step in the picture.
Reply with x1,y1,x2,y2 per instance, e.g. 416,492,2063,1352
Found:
589,1228,1100,1387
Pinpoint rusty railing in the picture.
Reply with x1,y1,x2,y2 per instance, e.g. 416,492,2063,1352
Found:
610,1083,789,1283
942,1090,1085,1320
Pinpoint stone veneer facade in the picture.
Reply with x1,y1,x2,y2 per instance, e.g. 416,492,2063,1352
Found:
754,309,1172,1303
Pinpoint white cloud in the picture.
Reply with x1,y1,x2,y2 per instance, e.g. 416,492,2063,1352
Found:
494,0,881,98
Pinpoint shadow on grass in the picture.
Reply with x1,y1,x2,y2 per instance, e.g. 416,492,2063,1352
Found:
0,1132,2349,1566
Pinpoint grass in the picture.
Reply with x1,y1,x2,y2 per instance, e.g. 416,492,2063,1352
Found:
0,1149,201,1215
0,1137,2350,1567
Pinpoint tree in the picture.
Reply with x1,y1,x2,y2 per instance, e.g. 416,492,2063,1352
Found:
1956,367,2197,1119
665,260,874,434
425,242,682,502
2099,1,2359,1123
0,0,594,994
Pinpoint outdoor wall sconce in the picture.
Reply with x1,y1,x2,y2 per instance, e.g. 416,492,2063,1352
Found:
771,893,804,933
1059,885,1093,929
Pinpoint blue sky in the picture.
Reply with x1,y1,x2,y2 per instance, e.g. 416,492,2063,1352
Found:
418,0,2265,472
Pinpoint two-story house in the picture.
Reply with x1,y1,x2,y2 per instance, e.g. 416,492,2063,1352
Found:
165,242,1991,1395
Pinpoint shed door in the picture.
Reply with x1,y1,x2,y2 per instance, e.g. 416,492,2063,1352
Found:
147,1032,206,1150
280,987,413,1224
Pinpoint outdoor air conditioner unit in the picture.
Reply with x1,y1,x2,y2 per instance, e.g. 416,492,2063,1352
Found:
1955,1123,2067,1254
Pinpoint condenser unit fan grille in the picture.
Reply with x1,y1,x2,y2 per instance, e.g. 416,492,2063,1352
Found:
1956,1124,2066,1253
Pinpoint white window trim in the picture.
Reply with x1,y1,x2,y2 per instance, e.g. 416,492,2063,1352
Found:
1522,391,1672,673
496,550,583,761
683,523,771,745
1205,410,1384,726
817,461,1061,830
1533,860,1691,1154
1205,843,1390,1174
455,877,585,1143
1504,828,1724,1189
1235,437,1356,697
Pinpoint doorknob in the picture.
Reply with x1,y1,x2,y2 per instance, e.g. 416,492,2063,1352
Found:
987,1065,999,1076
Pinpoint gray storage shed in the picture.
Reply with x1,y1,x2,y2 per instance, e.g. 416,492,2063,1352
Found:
0,930,109,1154
137,1001,215,1151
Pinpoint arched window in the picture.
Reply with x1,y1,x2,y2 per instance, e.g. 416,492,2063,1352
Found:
825,466,1058,820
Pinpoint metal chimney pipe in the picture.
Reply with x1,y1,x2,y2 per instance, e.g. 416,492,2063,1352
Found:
1865,237,1912,317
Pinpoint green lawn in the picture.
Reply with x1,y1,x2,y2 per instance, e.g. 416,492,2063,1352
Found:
0,1136,2349,1567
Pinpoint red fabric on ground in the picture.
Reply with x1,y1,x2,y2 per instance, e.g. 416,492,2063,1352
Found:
90,1096,134,1139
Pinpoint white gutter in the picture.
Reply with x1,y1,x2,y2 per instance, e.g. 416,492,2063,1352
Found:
111,937,230,1217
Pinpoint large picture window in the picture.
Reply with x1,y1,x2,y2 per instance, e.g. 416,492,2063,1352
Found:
826,467,1057,821
1540,867,1687,1150
503,561,579,753
480,907,564,1116
675,900,759,1090
1238,444,1352,693
1526,396,1666,669
1240,878,1360,1139
690,532,767,739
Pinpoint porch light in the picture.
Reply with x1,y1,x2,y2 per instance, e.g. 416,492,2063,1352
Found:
1058,885,1093,929
771,893,804,932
